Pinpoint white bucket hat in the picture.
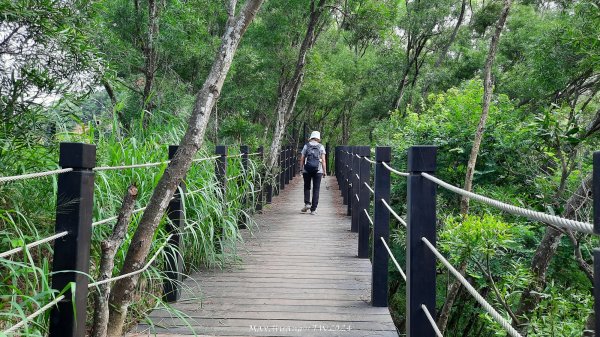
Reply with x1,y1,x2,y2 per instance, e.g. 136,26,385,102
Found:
309,131,321,141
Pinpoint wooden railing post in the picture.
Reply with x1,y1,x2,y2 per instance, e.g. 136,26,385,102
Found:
593,151,600,335
341,147,348,203
346,146,353,216
284,146,290,186
215,145,227,251
351,146,360,232
279,149,285,191
335,146,340,185
325,143,331,176
406,146,437,337
163,145,185,303
289,146,295,180
49,142,96,337
358,146,371,258
256,146,264,212
372,146,391,307
239,145,249,229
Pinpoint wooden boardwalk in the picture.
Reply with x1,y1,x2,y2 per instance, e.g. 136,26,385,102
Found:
131,175,398,337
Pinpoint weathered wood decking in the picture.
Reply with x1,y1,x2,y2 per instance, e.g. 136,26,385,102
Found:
131,175,399,337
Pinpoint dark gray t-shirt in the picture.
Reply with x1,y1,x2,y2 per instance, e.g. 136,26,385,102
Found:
301,141,326,174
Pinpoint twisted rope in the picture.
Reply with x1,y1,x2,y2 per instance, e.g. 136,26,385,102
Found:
422,237,522,337
421,173,594,235
364,209,374,226
0,168,73,183
0,231,68,259
193,155,221,162
380,237,406,281
92,206,147,228
88,234,172,288
381,199,407,227
364,182,374,194
381,162,409,177
94,161,169,171
2,294,65,334
422,304,443,337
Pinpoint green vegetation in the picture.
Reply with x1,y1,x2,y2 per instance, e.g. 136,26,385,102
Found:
1,0,599,336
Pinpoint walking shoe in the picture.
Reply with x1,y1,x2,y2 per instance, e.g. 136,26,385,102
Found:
301,204,310,212
310,210,317,215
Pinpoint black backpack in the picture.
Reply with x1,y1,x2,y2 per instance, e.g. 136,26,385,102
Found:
304,143,321,174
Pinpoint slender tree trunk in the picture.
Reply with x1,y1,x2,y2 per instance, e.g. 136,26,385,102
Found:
105,1,265,335
267,0,327,172
513,174,592,335
142,0,160,127
421,0,466,98
438,259,468,334
460,0,512,214
91,185,138,337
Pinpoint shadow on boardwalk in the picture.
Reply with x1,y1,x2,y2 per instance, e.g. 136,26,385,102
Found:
131,175,399,337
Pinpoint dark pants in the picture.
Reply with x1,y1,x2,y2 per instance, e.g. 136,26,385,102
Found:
303,172,323,211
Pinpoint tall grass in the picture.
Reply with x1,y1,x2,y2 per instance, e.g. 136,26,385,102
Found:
0,117,264,335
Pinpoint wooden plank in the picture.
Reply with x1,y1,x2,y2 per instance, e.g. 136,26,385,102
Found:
130,178,398,337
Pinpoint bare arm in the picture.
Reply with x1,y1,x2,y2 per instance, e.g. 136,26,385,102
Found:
321,153,327,176
300,155,305,172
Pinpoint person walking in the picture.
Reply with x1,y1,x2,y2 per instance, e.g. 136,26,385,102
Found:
300,131,327,215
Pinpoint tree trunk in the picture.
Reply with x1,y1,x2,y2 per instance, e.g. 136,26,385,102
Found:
141,0,160,127
460,0,512,214
91,185,138,337
266,0,327,173
513,174,592,334
105,1,265,335
438,259,468,334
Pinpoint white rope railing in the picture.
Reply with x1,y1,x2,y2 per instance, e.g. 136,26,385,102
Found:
381,162,409,177
421,237,522,337
227,174,245,182
0,231,69,259
193,155,221,162
421,173,594,235
422,304,443,337
2,294,65,334
95,155,220,171
94,161,169,171
364,209,374,226
88,234,172,288
364,182,374,194
380,237,406,281
0,168,73,183
381,199,407,227
364,157,376,164
92,206,147,228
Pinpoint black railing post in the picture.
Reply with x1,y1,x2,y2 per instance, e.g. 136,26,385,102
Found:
326,143,331,176
163,145,185,303
406,146,437,337
352,146,362,232
358,146,371,258
593,151,600,335
341,147,348,202
279,149,285,191
372,146,391,307
335,146,340,185
49,142,96,337
239,145,249,229
215,145,227,251
284,146,290,185
290,146,295,180
346,146,353,216
256,146,264,212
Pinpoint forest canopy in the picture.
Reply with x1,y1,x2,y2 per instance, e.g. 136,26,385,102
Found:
1,0,599,336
